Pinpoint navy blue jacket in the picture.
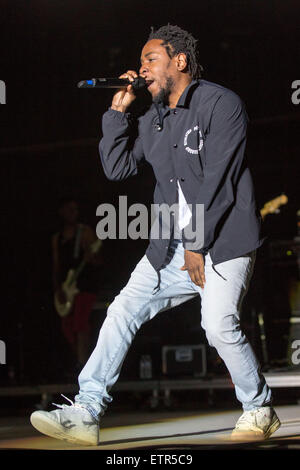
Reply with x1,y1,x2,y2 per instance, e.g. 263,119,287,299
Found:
99,79,265,273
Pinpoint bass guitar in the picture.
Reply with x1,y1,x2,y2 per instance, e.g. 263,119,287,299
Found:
54,239,102,317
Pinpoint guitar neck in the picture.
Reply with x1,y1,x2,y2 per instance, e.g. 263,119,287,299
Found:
66,239,102,285
68,259,87,285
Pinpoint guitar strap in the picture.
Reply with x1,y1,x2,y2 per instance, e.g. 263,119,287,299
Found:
73,224,83,260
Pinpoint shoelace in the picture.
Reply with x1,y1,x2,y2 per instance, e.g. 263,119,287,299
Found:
52,394,86,411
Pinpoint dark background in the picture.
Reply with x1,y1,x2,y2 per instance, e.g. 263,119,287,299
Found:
1,0,299,384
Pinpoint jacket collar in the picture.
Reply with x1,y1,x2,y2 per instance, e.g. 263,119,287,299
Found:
176,79,200,108
151,79,200,115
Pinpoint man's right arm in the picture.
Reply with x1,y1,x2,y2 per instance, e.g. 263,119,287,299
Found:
99,70,145,181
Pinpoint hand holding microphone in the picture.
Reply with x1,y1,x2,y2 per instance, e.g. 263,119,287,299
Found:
111,70,140,113
77,70,146,114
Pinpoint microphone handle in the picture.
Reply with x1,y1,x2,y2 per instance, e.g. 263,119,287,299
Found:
77,77,146,90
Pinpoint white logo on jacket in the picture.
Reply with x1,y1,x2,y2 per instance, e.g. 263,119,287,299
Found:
184,125,204,154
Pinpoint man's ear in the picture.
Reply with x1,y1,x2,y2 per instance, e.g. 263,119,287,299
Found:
176,52,188,72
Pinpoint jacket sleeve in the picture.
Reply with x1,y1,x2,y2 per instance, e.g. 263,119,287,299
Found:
183,91,249,254
99,108,145,181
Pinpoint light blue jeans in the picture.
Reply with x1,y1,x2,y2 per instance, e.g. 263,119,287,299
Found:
75,240,272,420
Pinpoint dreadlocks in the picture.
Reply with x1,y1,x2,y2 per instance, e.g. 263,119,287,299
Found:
148,24,204,80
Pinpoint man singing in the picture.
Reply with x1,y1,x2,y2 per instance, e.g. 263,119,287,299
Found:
31,24,280,445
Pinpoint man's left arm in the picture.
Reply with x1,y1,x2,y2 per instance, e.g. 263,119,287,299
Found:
182,91,249,287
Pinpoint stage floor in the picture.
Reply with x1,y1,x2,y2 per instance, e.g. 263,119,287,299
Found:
0,404,300,450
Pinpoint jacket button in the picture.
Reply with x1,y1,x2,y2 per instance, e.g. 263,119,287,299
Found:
181,177,185,182
170,178,174,183
173,144,177,148
173,110,177,114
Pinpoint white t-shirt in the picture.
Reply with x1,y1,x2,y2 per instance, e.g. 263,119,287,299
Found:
177,180,192,231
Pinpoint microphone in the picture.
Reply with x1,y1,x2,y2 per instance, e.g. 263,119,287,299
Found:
77,77,146,90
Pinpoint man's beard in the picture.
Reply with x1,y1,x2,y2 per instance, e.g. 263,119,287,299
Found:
152,76,174,106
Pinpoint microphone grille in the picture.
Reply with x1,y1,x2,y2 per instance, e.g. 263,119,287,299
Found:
132,77,146,90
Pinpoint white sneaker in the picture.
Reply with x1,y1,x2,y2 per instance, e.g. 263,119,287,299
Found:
30,395,100,446
231,407,281,441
